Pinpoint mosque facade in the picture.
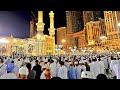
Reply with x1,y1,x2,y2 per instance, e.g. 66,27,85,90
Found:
0,11,56,56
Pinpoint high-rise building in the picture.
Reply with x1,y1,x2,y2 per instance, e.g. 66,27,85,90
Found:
104,11,120,39
104,11,120,50
66,11,84,33
93,11,103,21
86,21,102,51
99,18,107,36
83,11,94,26
83,11,103,26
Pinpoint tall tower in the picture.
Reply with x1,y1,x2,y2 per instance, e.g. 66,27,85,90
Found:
48,11,55,55
48,11,55,37
66,11,84,33
83,11,94,26
36,11,45,36
104,11,120,39
104,11,120,50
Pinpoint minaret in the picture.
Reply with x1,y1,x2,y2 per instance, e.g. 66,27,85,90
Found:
48,11,55,55
48,11,55,37
36,11,45,35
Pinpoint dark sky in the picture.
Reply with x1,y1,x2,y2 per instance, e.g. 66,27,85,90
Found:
0,11,66,38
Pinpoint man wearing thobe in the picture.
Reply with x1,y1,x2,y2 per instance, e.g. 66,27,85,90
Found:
74,62,82,79
13,58,18,64
68,62,77,79
79,61,86,72
58,61,68,79
40,65,47,79
112,60,120,79
11,61,19,76
31,60,35,69
64,59,69,70
15,59,22,69
49,60,57,78
98,58,105,74
40,60,44,68
90,58,100,78
0,63,17,79
5,59,11,65
56,61,61,77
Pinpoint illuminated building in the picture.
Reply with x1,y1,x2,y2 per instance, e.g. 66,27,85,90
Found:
0,11,56,56
56,27,67,47
83,11,94,26
65,11,85,50
103,11,120,50
66,11,84,33
86,21,102,52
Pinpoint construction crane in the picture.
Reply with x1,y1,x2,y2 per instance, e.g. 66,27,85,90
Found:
31,11,38,22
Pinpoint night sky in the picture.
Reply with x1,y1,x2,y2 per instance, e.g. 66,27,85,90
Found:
0,11,66,38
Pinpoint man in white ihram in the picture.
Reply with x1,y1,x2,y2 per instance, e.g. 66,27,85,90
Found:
58,61,68,79
50,60,57,78
74,61,82,79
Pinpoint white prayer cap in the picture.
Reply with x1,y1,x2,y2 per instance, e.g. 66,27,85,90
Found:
74,62,78,65
19,66,29,75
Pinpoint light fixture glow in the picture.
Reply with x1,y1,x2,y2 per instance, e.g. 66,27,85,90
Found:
0,38,9,43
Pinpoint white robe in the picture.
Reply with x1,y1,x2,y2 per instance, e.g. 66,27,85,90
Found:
56,63,61,77
90,61,100,78
0,64,7,76
12,66,19,76
31,60,35,69
40,62,44,67
64,62,69,70
75,65,82,79
50,63,57,78
13,58,18,64
40,71,45,79
15,60,22,68
104,58,109,69
0,73,17,79
99,61,105,74
113,63,120,79
58,66,68,79
80,65,86,71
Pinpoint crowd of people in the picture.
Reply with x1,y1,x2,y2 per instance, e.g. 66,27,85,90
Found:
0,53,120,79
